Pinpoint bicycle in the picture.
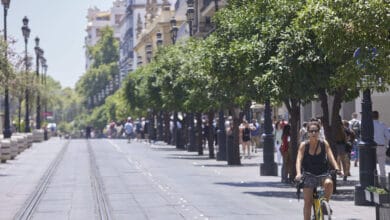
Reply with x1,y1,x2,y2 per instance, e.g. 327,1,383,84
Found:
296,171,337,220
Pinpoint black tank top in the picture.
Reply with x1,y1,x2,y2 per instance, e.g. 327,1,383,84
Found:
302,141,328,175
242,127,251,142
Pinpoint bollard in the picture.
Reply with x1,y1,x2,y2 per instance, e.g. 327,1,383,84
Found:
0,140,11,163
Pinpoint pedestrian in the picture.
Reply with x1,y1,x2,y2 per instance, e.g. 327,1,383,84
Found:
342,120,354,180
250,119,261,153
274,120,284,165
280,124,292,183
349,112,361,167
295,120,342,220
124,117,134,143
240,120,251,159
372,111,390,186
203,120,210,149
299,122,308,143
86,125,92,139
135,118,142,141
335,116,348,181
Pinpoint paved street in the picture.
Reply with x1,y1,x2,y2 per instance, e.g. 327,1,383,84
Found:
0,138,377,219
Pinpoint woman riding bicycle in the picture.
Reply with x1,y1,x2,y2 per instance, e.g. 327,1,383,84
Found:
295,120,342,220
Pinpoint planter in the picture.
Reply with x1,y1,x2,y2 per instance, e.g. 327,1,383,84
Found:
373,192,390,205
365,189,373,202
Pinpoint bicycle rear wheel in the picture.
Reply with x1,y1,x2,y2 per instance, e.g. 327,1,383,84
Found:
320,200,332,220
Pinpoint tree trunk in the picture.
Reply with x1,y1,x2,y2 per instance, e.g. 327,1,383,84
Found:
196,112,203,155
207,111,215,159
227,107,241,165
283,98,300,178
182,113,188,148
319,88,345,156
164,111,171,144
18,98,22,132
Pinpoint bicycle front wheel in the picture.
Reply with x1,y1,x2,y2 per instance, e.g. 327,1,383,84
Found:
320,200,332,220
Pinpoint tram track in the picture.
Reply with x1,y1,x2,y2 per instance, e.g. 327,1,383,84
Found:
14,140,113,220
87,140,113,220
13,140,70,220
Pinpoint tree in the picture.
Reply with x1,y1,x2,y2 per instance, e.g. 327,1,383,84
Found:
295,0,390,148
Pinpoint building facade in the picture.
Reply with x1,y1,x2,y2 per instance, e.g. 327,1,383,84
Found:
85,0,126,70
119,0,148,82
133,0,179,67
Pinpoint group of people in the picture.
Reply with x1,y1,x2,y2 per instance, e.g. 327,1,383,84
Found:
105,117,150,143
295,111,390,220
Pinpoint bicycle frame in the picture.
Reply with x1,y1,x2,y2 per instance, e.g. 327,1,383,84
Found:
312,187,329,220
297,171,334,220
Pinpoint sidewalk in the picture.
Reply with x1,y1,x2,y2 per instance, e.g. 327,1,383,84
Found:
148,141,377,220
0,138,65,220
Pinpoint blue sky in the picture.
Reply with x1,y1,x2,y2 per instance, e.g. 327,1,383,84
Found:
7,0,113,88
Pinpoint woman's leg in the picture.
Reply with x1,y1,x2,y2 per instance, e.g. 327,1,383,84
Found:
303,188,314,220
323,178,334,201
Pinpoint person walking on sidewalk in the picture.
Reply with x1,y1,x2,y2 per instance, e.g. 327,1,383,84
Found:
372,111,390,186
295,120,341,220
250,119,260,153
280,124,292,183
124,117,134,143
349,112,361,167
240,120,251,159
274,120,284,165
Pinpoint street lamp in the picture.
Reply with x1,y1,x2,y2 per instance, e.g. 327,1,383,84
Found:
34,37,43,129
260,99,278,176
22,16,31,132
353,47,378,205
2,0,11,138
170,17,178,44
214,0,219,11
42,61,48,122
186,0,195,37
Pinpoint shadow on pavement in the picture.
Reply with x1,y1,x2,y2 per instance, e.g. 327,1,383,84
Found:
151,147,182,151
165,156,211,160
244,191,297,199
198,163,260,167
332,189,355,201
214,181,294,189
244,189,355,201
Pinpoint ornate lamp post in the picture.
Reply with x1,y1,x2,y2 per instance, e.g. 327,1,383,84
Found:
184,1,196,151
353,47,378,205
152,31,164,143
42,61,48,122
2,0,11,138
34,37,43,129
260,99,278,176
170,17,178,45
22,16,31,132
170,16,180,147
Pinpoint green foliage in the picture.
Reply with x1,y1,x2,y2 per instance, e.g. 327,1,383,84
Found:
88,27,119,67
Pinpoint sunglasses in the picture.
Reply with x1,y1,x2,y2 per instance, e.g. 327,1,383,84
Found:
309,129,319,134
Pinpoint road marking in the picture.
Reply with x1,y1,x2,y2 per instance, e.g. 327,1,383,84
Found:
106,139,209,220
